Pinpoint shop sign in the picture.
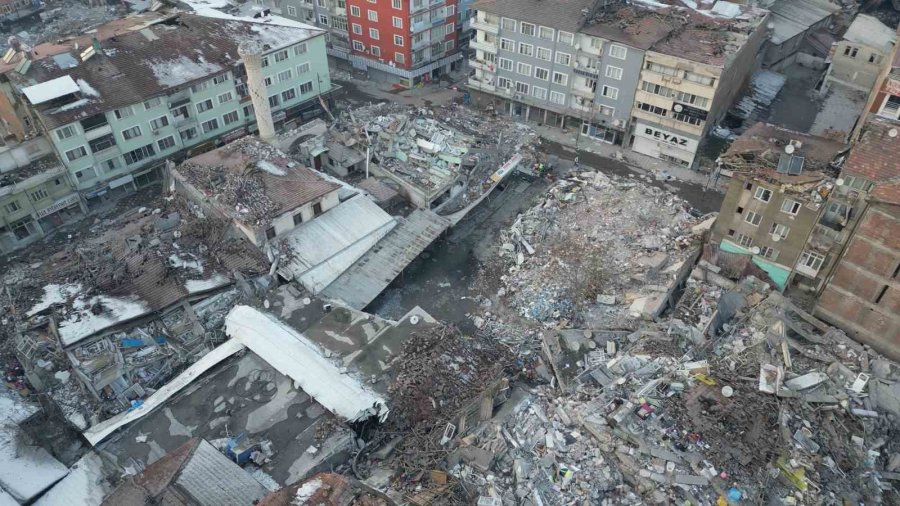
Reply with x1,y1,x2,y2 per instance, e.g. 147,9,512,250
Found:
36,194,80,218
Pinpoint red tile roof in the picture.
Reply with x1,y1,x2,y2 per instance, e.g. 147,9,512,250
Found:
870,181,900,206
842,117,900,182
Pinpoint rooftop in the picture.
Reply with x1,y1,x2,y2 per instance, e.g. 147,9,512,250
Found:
175,136,340,226
9,13,323,129
870,180,900,206
842,117,900,182
0,154,63,189
647,6,769,67
766,0,840,46
842,14,897,54
581,6,675,50
471,0,598,33
722,122,847,172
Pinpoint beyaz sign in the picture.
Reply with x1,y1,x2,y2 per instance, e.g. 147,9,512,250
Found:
634,121,698,151
644,127,689,146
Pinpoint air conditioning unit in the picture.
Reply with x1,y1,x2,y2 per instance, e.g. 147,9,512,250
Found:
772,233,782,242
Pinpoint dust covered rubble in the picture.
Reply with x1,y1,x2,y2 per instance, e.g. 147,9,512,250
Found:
489,170,702,329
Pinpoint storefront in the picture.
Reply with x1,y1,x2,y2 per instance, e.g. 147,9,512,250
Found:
630,121,699,167
35,193,83,230
580,121,623,145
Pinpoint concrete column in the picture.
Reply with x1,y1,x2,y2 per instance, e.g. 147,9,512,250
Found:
238,41,276,144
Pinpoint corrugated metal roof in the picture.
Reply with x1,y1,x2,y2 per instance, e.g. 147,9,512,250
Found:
768,0,840,45
175,440,268,506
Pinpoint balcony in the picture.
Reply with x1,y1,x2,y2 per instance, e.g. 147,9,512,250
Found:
573,66,599,79
471,19,499,35
412,36,431,50
411,19,429,33
468,58,495,72
572,86,595,99
470,39,497,54
468,76,496,93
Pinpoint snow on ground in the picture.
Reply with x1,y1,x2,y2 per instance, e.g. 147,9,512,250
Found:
150,56,223,88
256,160,286,176
57,294,150,347
76,79,100,98
168,254,205,274
0,426,69,503
27,283,82,317
34,453,110,506
0,490,17,506
294,478,322,504
185,274,231,294
224,305,389,422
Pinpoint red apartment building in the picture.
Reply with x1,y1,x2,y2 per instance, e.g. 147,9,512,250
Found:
345,0,461,87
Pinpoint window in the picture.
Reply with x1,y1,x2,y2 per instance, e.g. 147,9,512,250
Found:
843,46,858,58
11,218,33,240
392,0,401,7
89,133,116,153
243,104,254,118
287,5,296,16
157,136,176,151
149,116,169,130
123,144,155,165
277,70,293,83
501,17,515,31
759,246,778,260
29,188,48,202
601,85,618,99
333,16,348,31
557,31,574,45
538,26,553,40
781,199,801,215
515,81,529,95
598,105,614,116
313,202,323,215
282,88,297,102
201,118,219,133
114,106,133,120
4,201,20,213
393,16,402,28
144,97,162,110
180,127,198,142
555,52,571,66
394,34,404,46
299,81,314,94
534,67,549,80
266,227,276,240
549,91,565,104
350,5,360,16
191,80,210,93
735,233,753,248
353,40,364,51
56,125,77,140
754,187,772,202
445,23,454,36
122,125,142,140
171,103,190,121
799,251,825,271
196,99,214,113
213,73,229,85
297,62,311,74
770,223,790,239
609,44,627,59
369,27,379,39
223,110,240,124
520,22,535,36
371,45,381,57
552,72,568,86
605,66,623,80
532,86,547,100
516,62,532,76
264,76,274,87
100,158,120,173
685,72,714,86
319,14,329,25
744,210,762,226
497,77,511,90
352,23,362,34
395,52,405,64
842,175,874,191
268,94,281,108
500,38,514,51
446,4,454,16
273,49,289,63
367,9,377,21
869,53,883,64
445,40,454,52
536,47,551,61
498,58,512,71
293,212,304,226
261,56,270,68
637,102,667,116
646,62,678,76
518,43,533,57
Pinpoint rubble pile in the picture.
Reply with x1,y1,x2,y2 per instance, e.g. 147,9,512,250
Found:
429,288,900,505
491,171,701,328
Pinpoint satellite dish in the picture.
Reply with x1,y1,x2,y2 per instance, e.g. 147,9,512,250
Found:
784,144,795,154
772,234,781,242
889,128,898,138
836,178,845,186
751,246,760,255
673,104,683,113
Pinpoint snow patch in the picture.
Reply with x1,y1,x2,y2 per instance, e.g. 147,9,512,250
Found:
256,160,286,176
185,274,231,293
76,79,100,98
0,426,69,503
53,98,91,112
246,466,280,492
34,453,110,506
57,294,150,346
294,478,322,504
27,283,82,316
150,56,224,88
169,254,205,274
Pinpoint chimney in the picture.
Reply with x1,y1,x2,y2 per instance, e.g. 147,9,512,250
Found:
238,41,275,144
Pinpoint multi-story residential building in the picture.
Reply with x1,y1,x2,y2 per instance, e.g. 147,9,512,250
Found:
1,13,333,207
814,181,900,360
871,51,900,122
0,138,85,254
468,0,644,145
0,0,41,24
630,8,769,167
710,123,846,290
821,14,896,96
790,117,900,295
279,0,354,57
